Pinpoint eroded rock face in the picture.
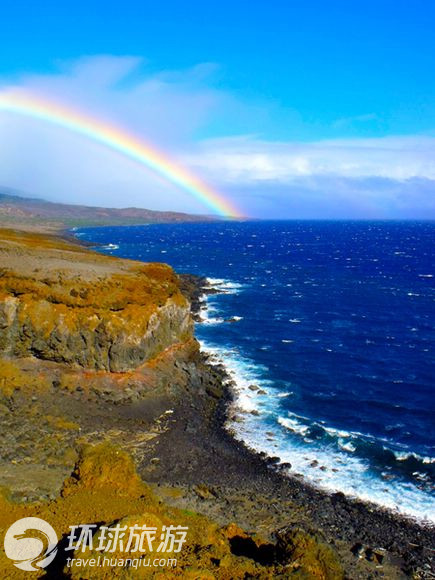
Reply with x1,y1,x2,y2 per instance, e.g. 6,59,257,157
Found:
0,295,192,371
0,234,194,371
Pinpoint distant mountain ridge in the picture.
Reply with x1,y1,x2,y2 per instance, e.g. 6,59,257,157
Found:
0,188,215,231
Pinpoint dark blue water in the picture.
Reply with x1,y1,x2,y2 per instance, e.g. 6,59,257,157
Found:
76,221,434,521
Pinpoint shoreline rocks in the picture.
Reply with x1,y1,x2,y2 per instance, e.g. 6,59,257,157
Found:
0,228,433,577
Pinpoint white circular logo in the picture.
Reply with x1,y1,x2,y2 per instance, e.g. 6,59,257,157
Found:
4,517,58,571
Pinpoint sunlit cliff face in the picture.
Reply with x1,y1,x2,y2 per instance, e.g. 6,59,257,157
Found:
0,230,192,371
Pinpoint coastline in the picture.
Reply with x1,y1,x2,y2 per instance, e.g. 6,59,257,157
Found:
1,225,432,577
167,274,435,574
67,228,435,576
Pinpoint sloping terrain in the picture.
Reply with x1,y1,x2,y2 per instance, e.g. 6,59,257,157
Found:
0,189,213,231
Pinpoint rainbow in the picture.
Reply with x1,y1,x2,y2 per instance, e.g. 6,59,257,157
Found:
0,89,242,218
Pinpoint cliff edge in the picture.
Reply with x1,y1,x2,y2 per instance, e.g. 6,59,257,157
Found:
0,229,193,371
0,227,428,579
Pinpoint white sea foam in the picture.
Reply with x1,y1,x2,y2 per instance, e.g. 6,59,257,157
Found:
199,296,244,326
278,416,310,437
199,299,225,325
198,278,246,324
205,277,245,294
201,340,435,522
338,440,357,453
199,340,271,415
321,425,354,439
197,278,435,523
237,411,435,522
394,451,435,464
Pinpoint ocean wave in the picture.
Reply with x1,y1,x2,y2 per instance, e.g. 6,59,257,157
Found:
200,340,435,523
235,416,435,522
199,300,225,325
278,416,310,437
195,272,435,523
77,222,435,523
320,424,354,439
281,416,435,472
199,300,242,326
338,439,357,453
199,341,271,415
197,278,246,324
205,277,246,294
393,451,435,465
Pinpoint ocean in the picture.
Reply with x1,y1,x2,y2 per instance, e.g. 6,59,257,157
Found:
76,220,435,522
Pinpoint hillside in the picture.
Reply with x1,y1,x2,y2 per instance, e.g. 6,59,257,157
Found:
0,189,214,232
0,229,347,578
0,229,430,578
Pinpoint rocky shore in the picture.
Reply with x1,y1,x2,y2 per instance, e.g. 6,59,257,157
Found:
161,275,435,578
0,228,433,578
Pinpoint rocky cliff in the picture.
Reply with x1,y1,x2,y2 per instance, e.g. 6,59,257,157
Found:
0,228,428,579
0,229,193,371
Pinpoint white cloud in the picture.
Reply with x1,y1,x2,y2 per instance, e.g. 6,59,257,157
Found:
0,55,434,218
183,135,435,183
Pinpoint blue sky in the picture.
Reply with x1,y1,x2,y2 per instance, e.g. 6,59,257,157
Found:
1,0,434,217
